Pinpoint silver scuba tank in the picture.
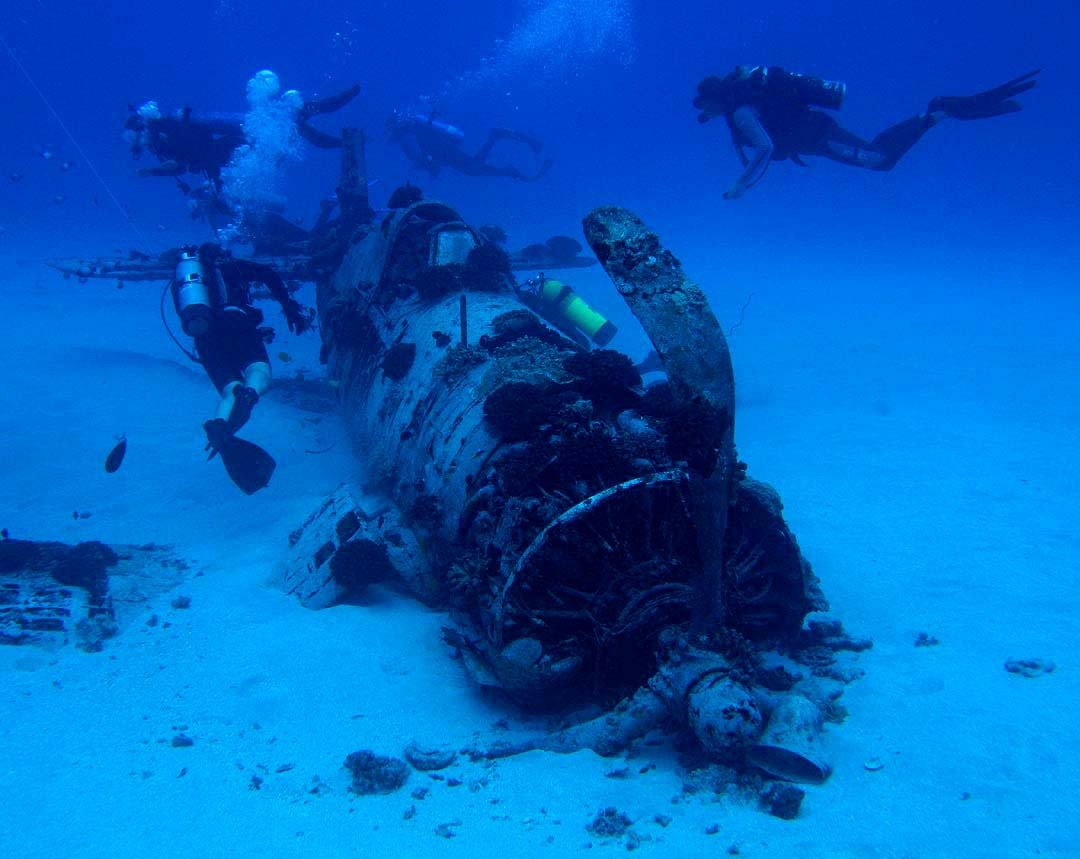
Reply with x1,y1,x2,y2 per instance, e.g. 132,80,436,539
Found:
783,70,845,110
758,66,846,110
172,247,214,336
420,114,465,143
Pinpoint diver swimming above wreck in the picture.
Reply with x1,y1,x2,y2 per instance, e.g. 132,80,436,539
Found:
126,78,361,189
281,134,869,787
386,111,553,182
175,243,314,494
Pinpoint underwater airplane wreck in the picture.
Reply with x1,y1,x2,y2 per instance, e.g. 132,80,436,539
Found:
34,129,868,795
278,132,869,785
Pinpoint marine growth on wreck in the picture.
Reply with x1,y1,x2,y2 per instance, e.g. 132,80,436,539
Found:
282,138,870,788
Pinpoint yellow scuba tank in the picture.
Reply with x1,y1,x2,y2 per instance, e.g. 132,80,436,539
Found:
172,247,214,336
539,278,617,347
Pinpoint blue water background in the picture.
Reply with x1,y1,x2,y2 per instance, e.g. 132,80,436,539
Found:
2,0,1076,280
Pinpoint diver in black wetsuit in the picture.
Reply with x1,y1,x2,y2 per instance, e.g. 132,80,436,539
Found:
386,111,553,181
692,67,1040,199
125,84,361,189
192,244,311,429
172,244,313,493
126,108,244,185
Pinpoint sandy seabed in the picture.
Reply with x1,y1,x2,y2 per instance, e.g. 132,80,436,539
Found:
0,248,1076,858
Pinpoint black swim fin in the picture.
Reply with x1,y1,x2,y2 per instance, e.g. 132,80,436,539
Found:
525,159,554,182
930,69,1040,120
300,83,361,118
297,121,345,149
204,418,276,495
296,83,362,149
218,436,276,495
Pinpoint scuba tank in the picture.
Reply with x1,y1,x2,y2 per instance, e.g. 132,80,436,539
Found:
522,276,617,347
421,114,465,143
172,247,215,336
394,111,466,143
744,66,846,111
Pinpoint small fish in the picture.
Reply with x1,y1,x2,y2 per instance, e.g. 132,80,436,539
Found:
105,434,127,473
9,172,24,183
277,351,292,363
53,194,65,204
37,145,54,160
61,160,73,171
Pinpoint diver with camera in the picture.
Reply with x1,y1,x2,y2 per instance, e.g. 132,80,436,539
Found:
693,65,1039,198
171,244,313,494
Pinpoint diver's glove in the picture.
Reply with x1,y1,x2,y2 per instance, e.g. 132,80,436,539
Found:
929,69,1040,120
284,300,313,335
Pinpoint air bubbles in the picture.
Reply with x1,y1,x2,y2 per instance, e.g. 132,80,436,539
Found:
439,0,635,105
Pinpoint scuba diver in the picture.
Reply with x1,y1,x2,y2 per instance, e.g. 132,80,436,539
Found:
171,244,314,494
692,66,1039,199
386,111,553,181
515,274,617,348
125,83,361,189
